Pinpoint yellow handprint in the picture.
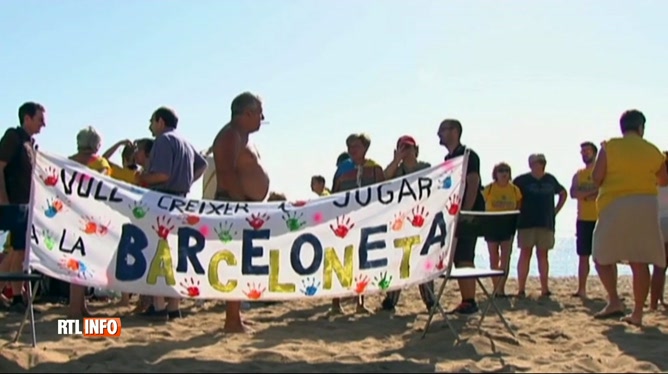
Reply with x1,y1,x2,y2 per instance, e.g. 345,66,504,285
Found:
390,212,407,232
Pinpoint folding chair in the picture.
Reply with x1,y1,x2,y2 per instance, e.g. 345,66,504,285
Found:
1,271,43,347
422,210,519,341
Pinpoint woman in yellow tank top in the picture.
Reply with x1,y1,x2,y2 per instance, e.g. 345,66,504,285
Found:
482,162,522,296
591,110,668,326
67,126,111,318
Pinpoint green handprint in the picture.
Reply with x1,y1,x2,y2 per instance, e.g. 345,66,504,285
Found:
374,271,393,291
215,221,237,243
282,211,306,232
42,230,56,251
129,201,149,219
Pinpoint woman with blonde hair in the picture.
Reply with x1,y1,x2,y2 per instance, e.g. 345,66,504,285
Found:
68,126,111,318
592,110,668,326
482,162,522,297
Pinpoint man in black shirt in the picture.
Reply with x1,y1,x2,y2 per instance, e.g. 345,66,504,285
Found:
439,119,486,314
0,102,45,312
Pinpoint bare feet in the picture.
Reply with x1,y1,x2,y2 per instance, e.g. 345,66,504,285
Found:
328,305,345,316
621,314,642,327
355,304,373,314
593,303,625,319
571,291,587,298
223,319,254,334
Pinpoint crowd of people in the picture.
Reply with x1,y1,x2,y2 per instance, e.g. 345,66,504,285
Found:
0,96,667,331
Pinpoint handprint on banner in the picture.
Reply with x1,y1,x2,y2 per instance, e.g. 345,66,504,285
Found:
373,271,393,291
40,167,59,187
182,214,201,226
80,216,98,235
215,221,237,243
436,251,447,271
353,274,370,294
408,205,429,228
243,283,266,300
42,230,56,251
59,257,93,279
300,277,320,296
440,159,456,172
389,212,407,232
129,201,149,219
246,213,270,230
330,215,355,239
179,278,201,297
282,211,306,232
446,194,461,216
437,174,453,190
152,216,175,239
97,220,111,236
44,198,65,218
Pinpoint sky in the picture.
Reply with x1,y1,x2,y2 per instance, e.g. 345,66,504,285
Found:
1,0,667,239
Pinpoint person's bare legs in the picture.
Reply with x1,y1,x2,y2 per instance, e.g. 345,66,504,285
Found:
517,247,532,295
224,301,253,333
623,262,650,326
594,262,623,316
575,255,590,298
0,253,11,304
9,250,26,298
487,242,501,293
68,284,90,318
356,295,371,313
649,243,668,310
536,249,550,295
498,240,512,295
119,292,130,307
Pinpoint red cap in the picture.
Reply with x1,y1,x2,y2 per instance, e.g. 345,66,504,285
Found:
397,135,417,148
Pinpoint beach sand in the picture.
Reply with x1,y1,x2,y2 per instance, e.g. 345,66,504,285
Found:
1,276,667,373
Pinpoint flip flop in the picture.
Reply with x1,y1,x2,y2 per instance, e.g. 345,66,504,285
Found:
594,310,625,320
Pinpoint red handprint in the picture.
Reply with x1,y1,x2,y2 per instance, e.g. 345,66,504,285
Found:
354,275,370,294
436,251,447,271
243,282,266,300
446,194,461,216
41,167,59,187
179,277,201,297
246,213,270,230
183,214,200,226
330,215,355,239
152,216,175,239
97,220,111,236
408,205,429,228
290,200,307,207
80,216,98,235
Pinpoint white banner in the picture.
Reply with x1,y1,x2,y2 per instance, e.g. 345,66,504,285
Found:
28,152,465,301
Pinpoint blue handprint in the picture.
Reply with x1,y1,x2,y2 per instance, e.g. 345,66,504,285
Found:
438,174,452,190
300,277,320,296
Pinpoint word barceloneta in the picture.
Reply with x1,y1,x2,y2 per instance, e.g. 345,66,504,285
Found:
57,318,122,337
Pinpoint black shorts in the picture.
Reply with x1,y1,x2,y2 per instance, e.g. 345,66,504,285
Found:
484,234,513,243
576,220,596,256
454,235,477,267
0,204,30,250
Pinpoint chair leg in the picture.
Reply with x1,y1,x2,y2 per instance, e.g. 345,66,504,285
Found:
13,281,39,346
475,278,515,337
421,277,460,341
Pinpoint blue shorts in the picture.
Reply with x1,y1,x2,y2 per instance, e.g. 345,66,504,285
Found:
0,204,30,250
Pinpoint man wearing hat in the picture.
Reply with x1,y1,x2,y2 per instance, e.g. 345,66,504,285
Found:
381,135,434,311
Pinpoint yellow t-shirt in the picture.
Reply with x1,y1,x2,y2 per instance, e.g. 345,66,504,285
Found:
86,156,111,175
575,166,598,221
318,189,331,197
482,182,522,212
110,163,138,185
597,136,665,214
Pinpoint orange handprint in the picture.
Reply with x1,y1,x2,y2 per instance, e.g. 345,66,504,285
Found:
80,216,98,235
152,216,175,239
389,212,407,232
408,205,429,227
353,274,370,294
182,214,201,226
243,282,266,300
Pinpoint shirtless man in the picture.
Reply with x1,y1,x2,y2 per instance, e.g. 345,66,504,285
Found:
212,92,270,333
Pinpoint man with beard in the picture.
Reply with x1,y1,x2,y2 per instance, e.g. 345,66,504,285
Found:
438,119,485,314
569,141,598,298
212,92,269,333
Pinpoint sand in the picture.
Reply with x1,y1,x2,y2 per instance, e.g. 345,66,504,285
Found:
1,276,667,373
